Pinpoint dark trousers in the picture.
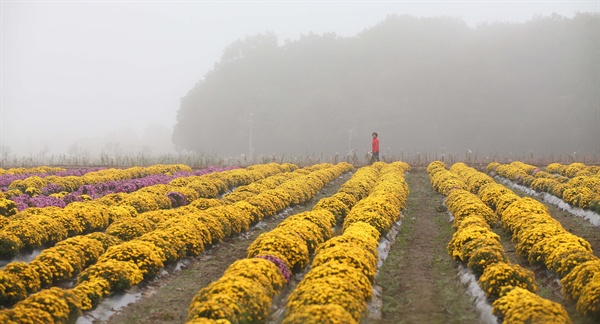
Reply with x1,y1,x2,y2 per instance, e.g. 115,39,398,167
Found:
371,152,379,164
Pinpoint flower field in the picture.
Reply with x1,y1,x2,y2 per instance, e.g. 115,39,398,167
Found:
0,161,599,323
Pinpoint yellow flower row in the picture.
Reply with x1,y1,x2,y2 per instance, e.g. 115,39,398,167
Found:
492,286,572,323
478,262,538,300
0,164,287,305
0,163,293,259
188,208,338,323
454,162,600,317
451,164,594,273
0,166,66,176
563,186,598,210
0,163,351,322
103,165,304,243
221,172,298,204
446,189,498,228
0,232,118,308
427,162,570,323
0,202,114,259
343,162,410,233
0,162,293,307
7,164,192,195
283,162,410,323
310,165,382,224
547,162,600,178
478,181,517,213
428,164,532,295
490,162,529,183
429,164,466,196
561,259,600,315
489,162,600,211
106,163,352,266
186,162,391,323
187,259,286,324
284,224,377,323
449,162,497,195
445,192,500,258
186,163,356,323
548,169,599,210
0,199,17,217
0,168,300,305
0,287,83,323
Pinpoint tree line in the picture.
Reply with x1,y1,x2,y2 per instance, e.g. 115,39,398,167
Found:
173,13,600,158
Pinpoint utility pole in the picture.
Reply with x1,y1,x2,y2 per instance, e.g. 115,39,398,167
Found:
249,113,253,161
348,128,354,154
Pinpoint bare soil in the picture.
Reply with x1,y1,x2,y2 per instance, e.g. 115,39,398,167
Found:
90,169,600,324
374,168,481,324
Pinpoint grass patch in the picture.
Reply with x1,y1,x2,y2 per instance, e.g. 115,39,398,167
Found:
431,212,480,324
377,212,416,315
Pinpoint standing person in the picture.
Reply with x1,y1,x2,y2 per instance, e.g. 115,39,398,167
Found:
371,132,380,164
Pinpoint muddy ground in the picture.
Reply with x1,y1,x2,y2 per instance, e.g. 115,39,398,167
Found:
86,168,600,324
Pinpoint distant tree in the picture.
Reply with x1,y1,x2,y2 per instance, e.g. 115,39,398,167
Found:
102,142,123,158
0,145,11,167
1,145,10,158
139,145,153,155
68,143,89,157
37,146,51,159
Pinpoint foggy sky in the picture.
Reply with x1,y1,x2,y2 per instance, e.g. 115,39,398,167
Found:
1,1,598,157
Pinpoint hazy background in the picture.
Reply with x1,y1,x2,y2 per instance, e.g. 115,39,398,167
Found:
1,1,599,162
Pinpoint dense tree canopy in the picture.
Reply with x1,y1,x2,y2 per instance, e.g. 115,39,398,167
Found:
173,13,599,158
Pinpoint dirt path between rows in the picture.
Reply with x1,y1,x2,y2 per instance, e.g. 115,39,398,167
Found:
374,169,481,324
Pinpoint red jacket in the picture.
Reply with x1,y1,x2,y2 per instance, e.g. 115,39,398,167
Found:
372,137,379,153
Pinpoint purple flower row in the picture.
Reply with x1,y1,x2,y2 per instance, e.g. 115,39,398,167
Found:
11,166,238,211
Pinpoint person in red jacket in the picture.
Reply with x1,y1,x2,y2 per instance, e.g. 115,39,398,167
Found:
371,132,380,164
